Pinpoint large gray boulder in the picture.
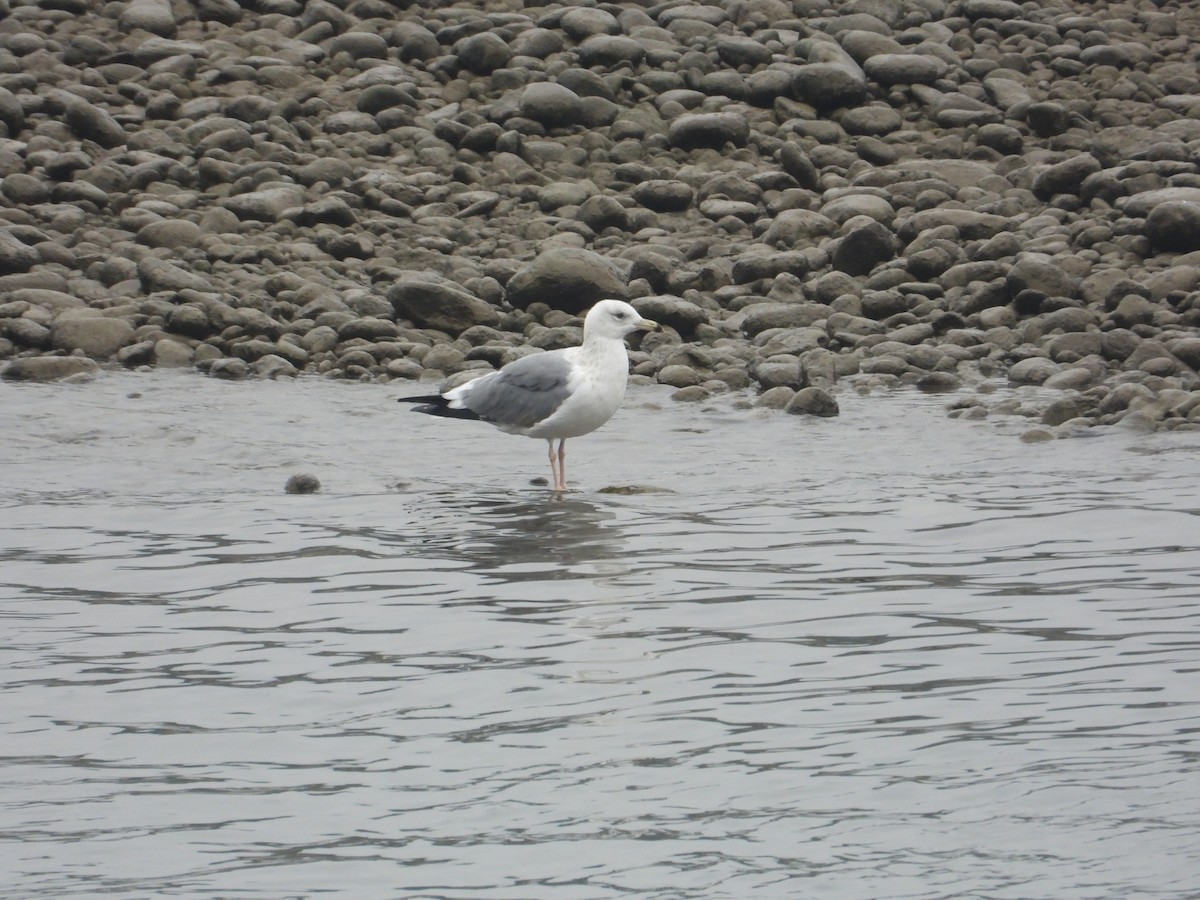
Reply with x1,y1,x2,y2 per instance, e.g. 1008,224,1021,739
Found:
51,315,136,359
388,276,500,333
504,248,628,314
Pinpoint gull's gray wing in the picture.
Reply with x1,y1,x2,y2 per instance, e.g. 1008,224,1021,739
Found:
461,351,575,429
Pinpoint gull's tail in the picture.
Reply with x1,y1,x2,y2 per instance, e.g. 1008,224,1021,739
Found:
397,394,481,421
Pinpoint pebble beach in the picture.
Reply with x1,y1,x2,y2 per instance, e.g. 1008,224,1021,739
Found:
2,0,1200,435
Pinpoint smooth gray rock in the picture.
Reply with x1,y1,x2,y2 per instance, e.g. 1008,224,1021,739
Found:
388,277,501,332
668,113,750,150
1145,202,1200,253
2,357,100,381
0,231,39,274
786,386,840,417
518,83,585,127
51,316,135,359
504,248,628,314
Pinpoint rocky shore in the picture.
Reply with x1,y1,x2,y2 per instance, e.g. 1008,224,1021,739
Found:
2,0,1200,434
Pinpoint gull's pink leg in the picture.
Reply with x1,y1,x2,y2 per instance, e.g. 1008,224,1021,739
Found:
547,439,559,489
557,439,568,491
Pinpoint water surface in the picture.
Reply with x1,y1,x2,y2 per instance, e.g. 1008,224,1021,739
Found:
3,372,1199,898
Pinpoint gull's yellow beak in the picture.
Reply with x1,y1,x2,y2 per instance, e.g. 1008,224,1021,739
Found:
636,317,661,332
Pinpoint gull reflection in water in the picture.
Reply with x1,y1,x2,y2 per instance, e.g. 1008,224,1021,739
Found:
415,490,627,581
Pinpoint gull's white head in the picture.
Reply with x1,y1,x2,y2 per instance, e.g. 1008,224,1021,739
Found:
584,299,660,341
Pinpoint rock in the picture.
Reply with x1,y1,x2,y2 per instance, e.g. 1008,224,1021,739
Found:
286,473,321,494
154,339,193,368
577,35,645,68
455,32,512,74
756,386,797,408
519,83,585,128
779,144,819,189
254,354,298,379
631,180,694,212
1123,188,1200,219
505,248,627,314
119,0,176,36
1032,154,1102,200
207,358,250,380
1006,254,1080,300
1168,338,1200,371
1008,357,1059,385
762,209,838,247
658,365,701,388
2,357,100,382
224,185,305,222
631,296,708,336
792,44,869,108
577,195,628,232
1041,396,1087,426
668,113,750,150
51,316,135,359
3,318,51,348
2,174,50,205
1109,295,1158,328
138,258,212,293
166,304,212,339
0,86,24,136
862,54,947,85
0,231,39,274
59,95,126,148
739,303,825,337
337,316,397,341
1026,102,1073,137
137,219,203,249
1144,202,1200,253
388,277,500,332
786,387,840,417
832,218,898,276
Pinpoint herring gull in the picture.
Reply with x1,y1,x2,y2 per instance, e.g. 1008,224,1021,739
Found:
398,299,659,491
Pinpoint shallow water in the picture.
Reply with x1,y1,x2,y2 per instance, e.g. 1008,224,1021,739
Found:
2,371,1199,899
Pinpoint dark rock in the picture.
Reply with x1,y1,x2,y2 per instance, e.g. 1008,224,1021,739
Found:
165,304,211,339
285,473,321,494
0,87,25,136
792,43,869,109
668,113,750,151
832,218,898,276
59,95,127,148
577,35,645,68
505,248,627,314
1026,102,1073,137
388,277,500,332
1144,202,1200,253
631,296,708,337
454,32,513,74
863,54,947,85
1033,155,1102,200
0,231,39,274
631,180,694,212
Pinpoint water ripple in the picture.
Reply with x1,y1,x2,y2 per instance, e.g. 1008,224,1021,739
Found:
3,374,1200,898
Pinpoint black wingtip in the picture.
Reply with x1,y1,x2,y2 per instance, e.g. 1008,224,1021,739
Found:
397,394,445,406
397,394,481,421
